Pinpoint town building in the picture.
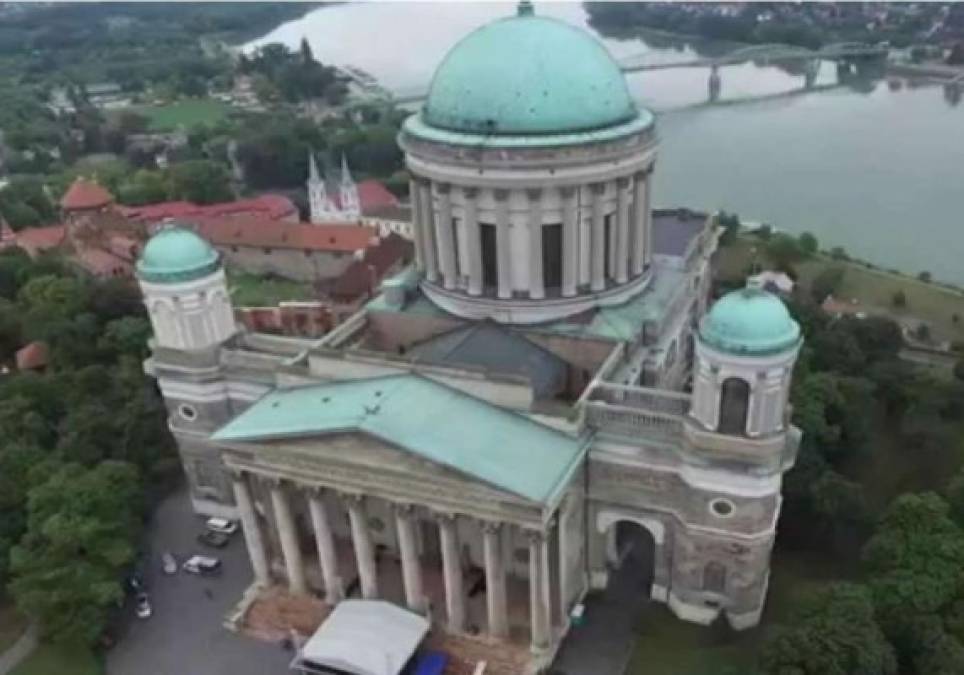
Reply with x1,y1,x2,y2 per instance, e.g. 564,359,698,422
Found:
136,4,802,668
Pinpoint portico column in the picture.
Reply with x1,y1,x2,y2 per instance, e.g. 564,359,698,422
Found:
482,521,509,639
346,494,378,599
395,504,425,614
615,177,631,284
232,472,270,586
308,489,343,603
590,183,606,292
494,189,512,300
528,530,551,652
408,179,425,272
631,171,646,276
644,165,655,267
463,188,483,296
561,187,578,297
270,480,307,595
419,180,439,283
436,184,457,289
527,188,544,299
438,513,466,632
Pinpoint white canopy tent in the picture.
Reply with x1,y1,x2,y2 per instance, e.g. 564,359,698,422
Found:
290,600,430,675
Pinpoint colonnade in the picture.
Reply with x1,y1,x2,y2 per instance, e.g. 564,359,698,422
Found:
231,471,558,652
409,166,654,301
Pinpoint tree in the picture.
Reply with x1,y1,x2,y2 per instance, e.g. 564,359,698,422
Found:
166,159,233,204
914,322,931,343
766,233,804,270
919,271,933,283
892,290,907,308
9,461,142,644
810,265,845,303
760,582,896,675
955,360,964,383
798,231,818,256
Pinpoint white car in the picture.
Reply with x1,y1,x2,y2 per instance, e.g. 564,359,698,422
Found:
205,517,238,535
161,552,177,575
135,593,152,619
182,555,222,576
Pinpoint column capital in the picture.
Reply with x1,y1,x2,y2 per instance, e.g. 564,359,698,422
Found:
617,176,632,188
263,475,287,490
524,528,547,544
433,510,458,525
342,492,366,507
481,520,503,535
394,502,417,518
228,467,248,481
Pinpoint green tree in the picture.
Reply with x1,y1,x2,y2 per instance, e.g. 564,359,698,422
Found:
117,169,169,206
166,159,232,204
760,582,896,675
892,289,907,308
810,265,845,303
798,231,819,256
919,271,933,283
9,461,142,644
955,360,964,383
766,233,804,270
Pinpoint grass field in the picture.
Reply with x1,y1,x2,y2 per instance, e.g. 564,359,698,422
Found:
133,99,232,131
8,643,102,675
625,550,848,675
226,269,315,307
0,602,27,653
717,235,964,344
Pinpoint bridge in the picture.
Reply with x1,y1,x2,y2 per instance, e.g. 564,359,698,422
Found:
388,41,888,105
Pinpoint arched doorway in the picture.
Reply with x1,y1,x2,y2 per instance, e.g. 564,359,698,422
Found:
719,377,750,434
608,520,656,600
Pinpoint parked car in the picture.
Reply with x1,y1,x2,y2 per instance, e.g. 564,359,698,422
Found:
135,593,152,619
205,517,238,535
197,530,230,549
161,551,177,575
182,555,222,576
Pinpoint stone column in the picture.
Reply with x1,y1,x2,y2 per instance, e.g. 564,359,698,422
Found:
561,186,578,297
438,513,466,633
494,189,512,300
436,184,457,290
419,180,439,283
232,472,270,586
631,172,646,276
308,489,343,603
557,504,570,619
615,177,631,284
395,504,425,614
528,530,551,652
346,495,378,599
527,188,544,299
590,183,606,292
408,178,425,272
644,166,655,267
463,188,483,296
482,521,509,639
270,480,307,595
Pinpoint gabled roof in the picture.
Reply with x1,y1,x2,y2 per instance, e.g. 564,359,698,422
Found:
14,224,66,256
357,180,399,214
196,217,376,253
212,374,586,504
119,194,297,223
16,341,49,371
61,178,113,211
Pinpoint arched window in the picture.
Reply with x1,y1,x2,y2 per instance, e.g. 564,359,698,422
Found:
703,561,726,594
719,377,750,435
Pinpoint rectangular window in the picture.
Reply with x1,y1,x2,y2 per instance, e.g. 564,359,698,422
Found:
480,222,497,291
542,223,563,291
603,213,614,280
451,216,461,278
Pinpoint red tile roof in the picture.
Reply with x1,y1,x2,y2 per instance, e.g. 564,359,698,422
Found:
14,225,66,257
329,233,412,301
74,247,133,278
119,194,298,223
16,341,49,371
61,178,113,211
197,217,376,253
357,180,399,214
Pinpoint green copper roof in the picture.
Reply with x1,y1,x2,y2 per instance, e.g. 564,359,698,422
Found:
700,287,801,355
421,9,637,136
212,375,587,504
136,225,220,284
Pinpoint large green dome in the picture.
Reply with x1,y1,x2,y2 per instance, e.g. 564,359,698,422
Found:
422,6,637,136
700,287,801,356
136,225,220,284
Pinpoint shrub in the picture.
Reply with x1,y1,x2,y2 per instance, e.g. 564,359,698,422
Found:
892,290,907,308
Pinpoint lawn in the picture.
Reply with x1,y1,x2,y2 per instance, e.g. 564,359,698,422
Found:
132,99,232,131
0,601,27,653
717,235,964,344
625,550,847,675
226,269,315,307
9,643,102,675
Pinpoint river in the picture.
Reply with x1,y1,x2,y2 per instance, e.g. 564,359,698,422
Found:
245,2,964,285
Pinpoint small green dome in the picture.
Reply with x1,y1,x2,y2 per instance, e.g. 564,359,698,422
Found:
136,225,220,284
700,287,801,355
422,8,637,135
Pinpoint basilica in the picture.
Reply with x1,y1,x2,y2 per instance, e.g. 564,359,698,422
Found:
136,3,802,667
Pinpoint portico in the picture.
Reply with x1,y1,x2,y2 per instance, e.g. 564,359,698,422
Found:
213,375,589,653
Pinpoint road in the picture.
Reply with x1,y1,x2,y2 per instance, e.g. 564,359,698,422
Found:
107,487,291,675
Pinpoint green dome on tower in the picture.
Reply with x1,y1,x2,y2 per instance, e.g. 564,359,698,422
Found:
421,4,638,136
700,286,801,355
136,225,220,284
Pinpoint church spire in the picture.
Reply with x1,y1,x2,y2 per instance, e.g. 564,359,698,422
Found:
308,150,321,184
340,153,353,185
